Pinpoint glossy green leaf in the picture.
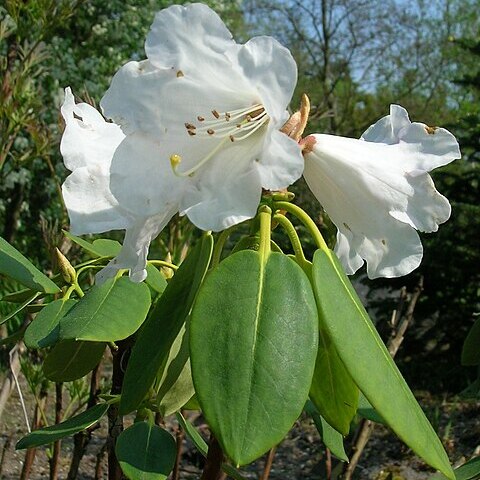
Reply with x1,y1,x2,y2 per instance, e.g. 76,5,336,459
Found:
462,318,480,366
2,288,39,303
43,340,105,381
91,239,122,257
63,231,121,258
431,456,480,480
25,299,77,349
16,403,108,449
120,235,213,415
116,422,176,480
312,248,454,479
190,250,318,465
305,401,348,462
0,292,40,325
0,237,60,294
310,326,359,435
176,413,248,480
357,394,386,424
145,264,168,294
60,277,151,342
156,324,195,417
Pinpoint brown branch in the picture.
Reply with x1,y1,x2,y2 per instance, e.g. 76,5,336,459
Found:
172,424,185,480
260,447,277,480
343,277,423,480
108,341,130,480
94,440,109,480
49,383,63,480
20,385,48,480
67,364,102,480
200,436,224,480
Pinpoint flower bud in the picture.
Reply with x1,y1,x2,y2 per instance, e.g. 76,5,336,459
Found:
55,247,77,284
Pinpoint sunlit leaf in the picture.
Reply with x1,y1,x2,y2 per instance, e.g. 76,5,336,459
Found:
16,403,109,449
191,250,318,465
311,248,454,479
60,277,151,342
0,237,59,294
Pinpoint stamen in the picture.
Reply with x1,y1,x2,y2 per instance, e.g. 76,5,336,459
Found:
173,103,270,179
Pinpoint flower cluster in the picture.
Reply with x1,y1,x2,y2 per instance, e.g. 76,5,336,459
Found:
61,3,460,281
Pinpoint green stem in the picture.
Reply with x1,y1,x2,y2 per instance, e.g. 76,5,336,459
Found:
274,201,328,251
258,206,272,261
73,282,85,298
147,260,178,271
211,226,237,267
273,214,308,268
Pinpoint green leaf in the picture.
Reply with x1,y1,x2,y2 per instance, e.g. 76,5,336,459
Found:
16,403,108,449
190,250,318,465
305,401,348,462
176,413,249,480
0,237,60,294
310,326,359,435
63,231,121,258
25,299,77,349
43,340,105,381
120,235,213,415
2,288,39,303
462,318,480,366
311,249,454,479
145,264,168,294
60,277,151,342
0,291,40,325
116,422,176,480
357,394,386,424
91,239,122,257
431,456,480,480
156,324,195,417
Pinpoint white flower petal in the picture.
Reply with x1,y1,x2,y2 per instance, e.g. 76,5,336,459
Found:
256,127,304,190
108,132,185,218
60,88,130,235
361,104,461,171
145,3,235,72
96,208,177,284
336,220,423,279
180,142,263,231
303,131,449,278
100,60,175,136
61,88,125,171
62,167,131,235
233,36,297,122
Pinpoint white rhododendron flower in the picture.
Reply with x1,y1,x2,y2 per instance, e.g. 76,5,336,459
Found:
61,3,303,281
303,105,461,279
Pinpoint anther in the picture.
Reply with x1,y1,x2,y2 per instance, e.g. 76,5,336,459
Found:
197,116,205,122
225,112,231,121
176,70,184,78
212,110,220,119
229,135,235,142
185,123,196,130
207,129,215,135
187,130,196,136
